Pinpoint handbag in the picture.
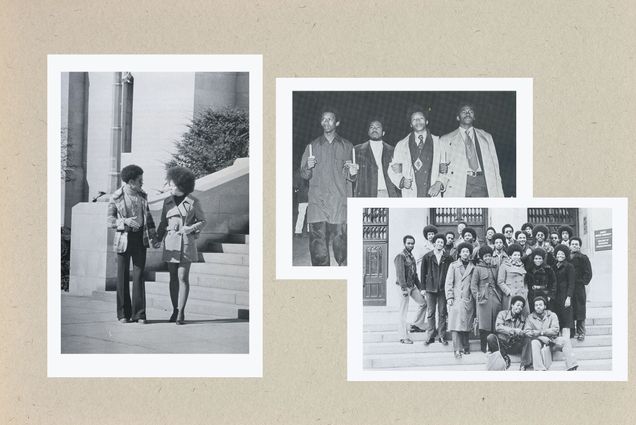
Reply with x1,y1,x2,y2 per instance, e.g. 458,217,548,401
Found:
486,337,508,371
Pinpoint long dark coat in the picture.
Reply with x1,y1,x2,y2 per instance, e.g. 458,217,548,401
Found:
445,260,476,332
470,260,503,332
570,252,593,320
553,260,575,329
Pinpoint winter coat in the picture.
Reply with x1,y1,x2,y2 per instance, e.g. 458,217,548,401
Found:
156,195,207,263
420,250,452,293
553,261,575,328
570,252,593,320
107,185,156,253
470,260,503,332
498,259,528,314
525,264,556,311
445,259,476,332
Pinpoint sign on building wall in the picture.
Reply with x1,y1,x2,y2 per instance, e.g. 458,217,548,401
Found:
594,228,612,251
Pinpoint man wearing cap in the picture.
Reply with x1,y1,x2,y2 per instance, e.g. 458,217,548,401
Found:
421,234,452,345
438,103,505,197
387,105,446,198
353,119,400,198
394,235,428,343
569,237,593,341
299,107,358,266
524,296,579,370
487,295,532,370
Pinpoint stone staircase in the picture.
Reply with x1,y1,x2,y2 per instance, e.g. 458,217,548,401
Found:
363,302,612,371
94,234,249,321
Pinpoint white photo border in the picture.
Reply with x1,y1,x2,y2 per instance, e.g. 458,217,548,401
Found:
47,55,263,377
276,78,533,280
347,197,627,381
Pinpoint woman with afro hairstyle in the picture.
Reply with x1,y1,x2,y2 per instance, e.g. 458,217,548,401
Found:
155,166,207,325
497,243,529,315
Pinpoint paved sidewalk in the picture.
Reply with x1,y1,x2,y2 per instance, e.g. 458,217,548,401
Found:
61,293,249,354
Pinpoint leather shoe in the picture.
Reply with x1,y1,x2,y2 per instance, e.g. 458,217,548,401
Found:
137,319,147,324
400,338,413,344
118,318,130,324
176,311,185,325
463,348,471,355
424,338,435,346
438,337,448,346
409,325,425,333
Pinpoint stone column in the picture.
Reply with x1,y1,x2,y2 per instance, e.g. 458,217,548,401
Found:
107,72,123,193
62,72,90,228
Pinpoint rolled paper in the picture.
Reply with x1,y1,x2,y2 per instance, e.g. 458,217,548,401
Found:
309,144,313,157
352,147,356,165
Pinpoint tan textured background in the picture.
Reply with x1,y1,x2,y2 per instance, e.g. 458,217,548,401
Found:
1,1,635,423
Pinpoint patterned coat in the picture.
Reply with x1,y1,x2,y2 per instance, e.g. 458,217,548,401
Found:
156,195,207,263
107,186,156,253
445,259,476,332
387,132,444,197
438,128,504,197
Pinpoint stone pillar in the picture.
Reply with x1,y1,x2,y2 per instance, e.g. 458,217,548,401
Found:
62,72,89,228
107,72,123,193
69,202,118,295
193,72,238,116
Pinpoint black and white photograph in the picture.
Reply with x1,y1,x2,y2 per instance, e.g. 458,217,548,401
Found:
347,198,627,381
276,78,532,279
48,55,263,377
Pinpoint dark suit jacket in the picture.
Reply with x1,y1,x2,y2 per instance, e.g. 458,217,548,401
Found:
353,141,400,197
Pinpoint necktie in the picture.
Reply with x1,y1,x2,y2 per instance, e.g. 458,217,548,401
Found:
463,129,479,171
414,134,424,171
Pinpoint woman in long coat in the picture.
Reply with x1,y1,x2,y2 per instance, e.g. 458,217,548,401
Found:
155,167,207,325
525,247,556,312
553,244,576,337
470,245,503,353
445,242,476,358
497,244,529,315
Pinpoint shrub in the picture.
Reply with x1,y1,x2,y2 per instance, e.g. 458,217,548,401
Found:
166,107,249,178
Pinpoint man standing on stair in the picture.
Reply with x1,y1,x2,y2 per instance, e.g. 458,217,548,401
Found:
394,235,427,344
299,107,358,266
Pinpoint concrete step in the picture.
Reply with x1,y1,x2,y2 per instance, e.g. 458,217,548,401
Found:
154,272,248,291
146,281,248,307
376,358,613,372
145,294,248,320
363,345,612,369
363,335,612,355
201,252,249,265
225,234,249,244
189,262,249,278
363,306,611,325
206,242,249,254
363,325,612,343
